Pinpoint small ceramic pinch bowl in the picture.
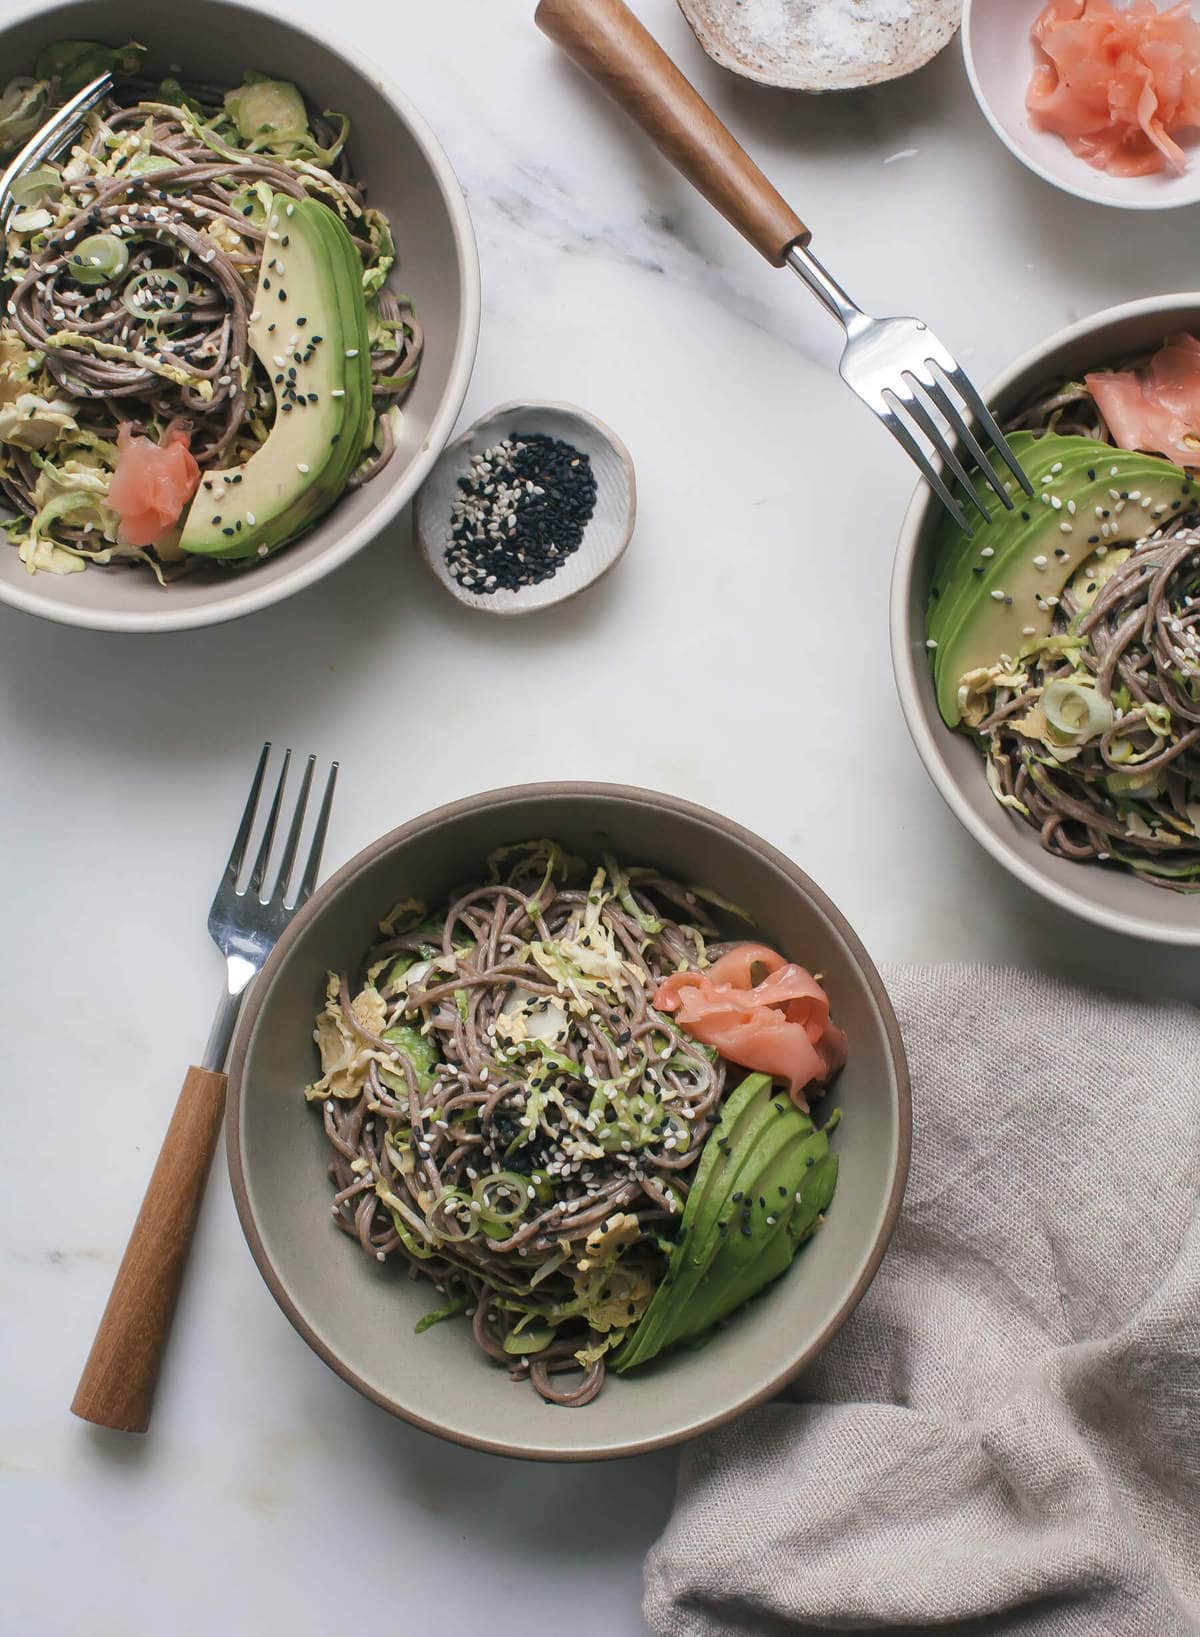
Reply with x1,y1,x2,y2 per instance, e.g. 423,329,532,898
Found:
414,401,635,614
892,293,1200,947
228,782,910,1461
963,0,1200,210
678,0,960,91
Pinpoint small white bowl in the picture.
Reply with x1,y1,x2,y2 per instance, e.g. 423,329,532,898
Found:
414,401,636,615
963,0,1200,211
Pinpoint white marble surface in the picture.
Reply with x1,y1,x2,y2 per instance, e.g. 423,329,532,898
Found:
3,2,1199,1633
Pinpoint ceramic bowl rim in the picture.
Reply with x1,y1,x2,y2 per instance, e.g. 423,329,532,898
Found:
0,0,481,633
226,779,912,1461
890,292,1200,947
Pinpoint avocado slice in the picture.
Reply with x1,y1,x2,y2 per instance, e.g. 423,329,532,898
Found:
614,1076,786,1370
680,1129,836,1340
613,1075,840,1373
926,435,1195,726
179,194,372,561
621,1123,813,1368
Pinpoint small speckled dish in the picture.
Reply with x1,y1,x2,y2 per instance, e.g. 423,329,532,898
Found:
227,783,910,1461
678,0,960,92
414,402,635,614
964,0,1200,210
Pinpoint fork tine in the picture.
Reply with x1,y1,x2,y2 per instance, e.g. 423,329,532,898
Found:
224,742,271,884
898,377,991,527
294,762,339,906
881,401,972,536
941,363,1034,498
918,365,1014,513
247,748,291,898
270,754,315,904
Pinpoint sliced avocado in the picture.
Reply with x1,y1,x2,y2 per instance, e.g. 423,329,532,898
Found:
634,1126,814,1362
614,1076,840,1373
179,194,372,561
682,1130,833,1339
927,437,1195,726
614,1078,792,1370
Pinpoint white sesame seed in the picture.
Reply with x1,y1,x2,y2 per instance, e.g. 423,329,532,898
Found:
990,589,1005,601
1059,522,1073,534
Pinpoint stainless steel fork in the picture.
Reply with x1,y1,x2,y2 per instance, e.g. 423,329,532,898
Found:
72,744,338,1433
535,0,1032,534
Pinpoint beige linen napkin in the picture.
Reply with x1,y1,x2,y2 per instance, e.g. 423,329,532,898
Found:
644,965,1200,1636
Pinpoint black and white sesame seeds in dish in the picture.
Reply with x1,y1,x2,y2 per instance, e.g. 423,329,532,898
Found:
415,400,636,614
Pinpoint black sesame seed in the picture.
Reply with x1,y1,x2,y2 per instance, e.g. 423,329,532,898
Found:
1020,510,1030,522
262,277,270,289
443,432,597,595
1087,469,1096,481
278,290,287,302
222,527,235,536
297,316,307,326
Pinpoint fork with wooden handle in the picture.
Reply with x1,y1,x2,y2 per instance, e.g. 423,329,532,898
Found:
535,0,1032,533
71,744,337,1433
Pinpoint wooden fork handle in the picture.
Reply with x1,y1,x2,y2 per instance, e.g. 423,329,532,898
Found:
535,0,808,265
71,1065,227,1433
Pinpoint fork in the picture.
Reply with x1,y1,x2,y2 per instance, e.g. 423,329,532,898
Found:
534,0,1032,533
0,71,113,260
71,744,338,1434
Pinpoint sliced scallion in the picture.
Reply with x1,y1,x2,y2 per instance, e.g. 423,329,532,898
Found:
68,233,129,288
1041,678,1114,742
121,268,189,323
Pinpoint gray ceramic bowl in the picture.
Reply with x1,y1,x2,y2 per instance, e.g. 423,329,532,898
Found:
227,783,910,1461
892,294,1200,947
0,0,479,633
